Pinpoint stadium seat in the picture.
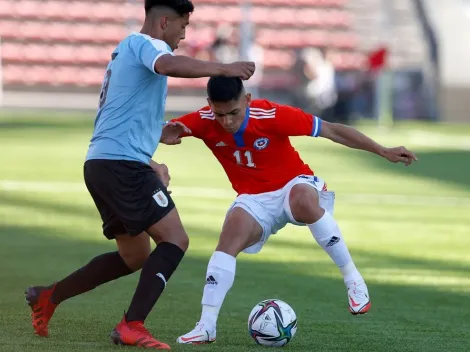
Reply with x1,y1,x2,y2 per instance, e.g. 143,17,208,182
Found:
168,77,207,88
1,0,363,91
196,0,347,7
0,0,14,18
1,42,118,65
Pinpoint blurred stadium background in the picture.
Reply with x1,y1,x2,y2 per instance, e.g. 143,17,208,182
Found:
1,1,470,351
3,0,467,122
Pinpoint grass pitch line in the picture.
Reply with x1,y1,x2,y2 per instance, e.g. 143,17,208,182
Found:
1,179,469,207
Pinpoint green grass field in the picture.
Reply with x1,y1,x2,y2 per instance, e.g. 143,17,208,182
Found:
0,111,469,352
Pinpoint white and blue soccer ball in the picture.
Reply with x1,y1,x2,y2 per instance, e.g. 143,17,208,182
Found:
248,299,297,347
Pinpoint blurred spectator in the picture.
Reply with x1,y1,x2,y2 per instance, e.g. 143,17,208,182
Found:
242,28,264,99
302,47,338,120
210,24,238,63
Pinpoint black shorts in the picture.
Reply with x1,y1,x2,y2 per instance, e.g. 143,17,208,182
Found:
84,159,175,239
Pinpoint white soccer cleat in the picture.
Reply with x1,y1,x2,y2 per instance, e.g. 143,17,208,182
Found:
347,280,371,315
176,322,216,344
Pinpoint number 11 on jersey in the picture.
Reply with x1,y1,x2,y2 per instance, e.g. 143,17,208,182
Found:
234,150,255,168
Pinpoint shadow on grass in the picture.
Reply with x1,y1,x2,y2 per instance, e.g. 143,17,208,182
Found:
1,220,469,352
0,113,94,131
0,191,97,219
360,149,470,190
3,190,468,281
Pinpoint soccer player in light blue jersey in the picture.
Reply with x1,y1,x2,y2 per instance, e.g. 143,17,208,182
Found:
25,0,255,349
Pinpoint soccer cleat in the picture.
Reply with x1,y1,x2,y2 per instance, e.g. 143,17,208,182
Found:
110,315,171,350
176,322,216,344
25,284,58,337
347,280,371,315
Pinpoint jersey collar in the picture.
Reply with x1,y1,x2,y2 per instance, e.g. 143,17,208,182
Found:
232,107,250,147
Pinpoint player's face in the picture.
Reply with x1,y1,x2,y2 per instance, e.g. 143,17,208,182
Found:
162,13,190,51
209,93,251,134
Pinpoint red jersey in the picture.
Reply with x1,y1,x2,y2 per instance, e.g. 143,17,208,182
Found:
172,100,322,195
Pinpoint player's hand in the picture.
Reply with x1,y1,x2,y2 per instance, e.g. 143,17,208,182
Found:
224,61,256,80
160,121,191,145
151,162,172,193
382,146,418,166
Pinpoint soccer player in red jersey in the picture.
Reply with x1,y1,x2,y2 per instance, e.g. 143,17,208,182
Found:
160,77,418,344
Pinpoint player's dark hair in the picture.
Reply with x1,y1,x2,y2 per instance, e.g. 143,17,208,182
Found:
145,0,194,16
207,77,244,102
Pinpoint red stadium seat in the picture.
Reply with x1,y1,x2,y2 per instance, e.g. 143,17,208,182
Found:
1,42,23,63
196,0,347,7
263,49,296,69
1,42,108,66
20,22,47,41
168,77,207,88
0,21,18,40
42,1,63,20
1,0,362,92
0,0,14,18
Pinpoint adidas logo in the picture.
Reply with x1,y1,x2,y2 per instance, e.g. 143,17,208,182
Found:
326,236,340,247
206,275,218,285
216,141,227,147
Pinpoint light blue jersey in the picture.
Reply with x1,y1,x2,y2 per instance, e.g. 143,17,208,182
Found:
86,33,173,164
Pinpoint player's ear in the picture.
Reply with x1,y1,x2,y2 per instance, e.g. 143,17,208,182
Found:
245,93,252,106
160,16,168,30
206,98,212,108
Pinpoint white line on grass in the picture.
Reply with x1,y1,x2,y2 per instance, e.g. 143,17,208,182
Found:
1,180,470,207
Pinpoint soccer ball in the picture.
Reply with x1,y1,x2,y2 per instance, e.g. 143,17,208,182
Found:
248,299,297,347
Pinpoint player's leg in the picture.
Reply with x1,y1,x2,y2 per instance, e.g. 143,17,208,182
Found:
51,232,150,301
24,167,150,337
108,164,187,350
111,210,187,350
287,182,371,314
122,208,188,324
24,231,147,337
177,207,263,344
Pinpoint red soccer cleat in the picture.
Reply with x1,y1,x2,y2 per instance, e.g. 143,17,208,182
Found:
111,315,171,350
25,284,58,337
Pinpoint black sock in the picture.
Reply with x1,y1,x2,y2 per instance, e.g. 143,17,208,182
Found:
125,242,185,322
52,251,133,304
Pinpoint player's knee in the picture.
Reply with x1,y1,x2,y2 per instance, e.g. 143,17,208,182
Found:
215,239,243,257
116,233,151,271
147,209,190,252
215,229,261,257
119,246,151,271
154,230,189,252
289,185,324,224
173,232,189,252
216,207,263,257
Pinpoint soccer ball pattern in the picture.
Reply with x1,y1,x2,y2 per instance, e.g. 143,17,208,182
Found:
248,299,297,347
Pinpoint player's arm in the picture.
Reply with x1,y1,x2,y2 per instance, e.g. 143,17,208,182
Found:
275,104,417,166
134,37,254,80
160,112,202,145
320,121,418,166
155,55,255,80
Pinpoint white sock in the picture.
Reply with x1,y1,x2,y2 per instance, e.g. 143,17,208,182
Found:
308,211,363,284
200,251,236,329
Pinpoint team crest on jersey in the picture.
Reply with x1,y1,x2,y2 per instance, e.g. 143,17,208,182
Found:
253,137,269,150
153,190,168,208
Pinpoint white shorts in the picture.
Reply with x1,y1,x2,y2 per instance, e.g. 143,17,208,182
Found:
228,175,336,254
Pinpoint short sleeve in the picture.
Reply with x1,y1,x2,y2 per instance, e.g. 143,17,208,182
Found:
275,104,322,137
131,35,174,74
170,111,206,139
